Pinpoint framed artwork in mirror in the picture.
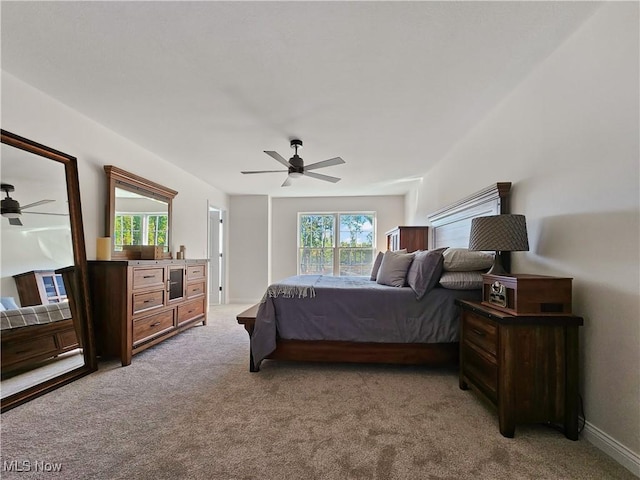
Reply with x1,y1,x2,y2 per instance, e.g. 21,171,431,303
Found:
104,166,177,260
0,129,97,412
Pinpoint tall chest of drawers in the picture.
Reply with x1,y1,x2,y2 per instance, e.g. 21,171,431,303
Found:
456,299,583,440
88,259,208,366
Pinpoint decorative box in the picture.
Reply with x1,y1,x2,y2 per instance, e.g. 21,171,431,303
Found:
482,273,572,315
140,246,165,260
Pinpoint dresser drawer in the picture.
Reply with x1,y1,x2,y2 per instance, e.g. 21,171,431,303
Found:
186,281,205,299
133,309,174,345
132,267,165,290
463,311,497,357
186,264,206,280
132,290,165,315
177,298,205,325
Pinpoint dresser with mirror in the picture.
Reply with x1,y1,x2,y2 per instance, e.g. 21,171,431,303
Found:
88,166,208,366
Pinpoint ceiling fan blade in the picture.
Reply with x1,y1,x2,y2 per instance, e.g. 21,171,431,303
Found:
23,211,69,216
241,170,288,174
9,217,23,226
264,151,291,167
304,157,345,171
281,176,293,187
303,171,341,183
21,199,55,210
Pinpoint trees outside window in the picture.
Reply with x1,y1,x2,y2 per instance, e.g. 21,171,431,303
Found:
298,213,375,276
114,213,168,251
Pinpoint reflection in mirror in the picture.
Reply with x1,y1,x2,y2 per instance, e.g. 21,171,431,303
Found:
105,166,177,260
0,130,96,412
114,187,169,253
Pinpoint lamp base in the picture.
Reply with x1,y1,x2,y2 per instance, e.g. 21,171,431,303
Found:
486,251,508,275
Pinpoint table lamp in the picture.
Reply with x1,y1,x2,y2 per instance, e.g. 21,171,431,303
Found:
468,214,529,275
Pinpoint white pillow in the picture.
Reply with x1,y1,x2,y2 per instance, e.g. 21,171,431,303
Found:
443,248,493,272
376,250,414,287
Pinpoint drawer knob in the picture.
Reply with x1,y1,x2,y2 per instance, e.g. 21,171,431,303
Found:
471,328,486,337
143,275,155,279
150,322,161,327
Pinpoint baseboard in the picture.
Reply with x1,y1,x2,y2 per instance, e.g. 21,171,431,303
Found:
581,418,640,477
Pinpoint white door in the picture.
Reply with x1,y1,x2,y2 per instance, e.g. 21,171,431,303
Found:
209,208,224,305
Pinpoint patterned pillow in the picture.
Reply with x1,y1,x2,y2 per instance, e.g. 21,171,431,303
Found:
439,271,484,290
406,248,447,300
376,250,414,287
442,248,493,272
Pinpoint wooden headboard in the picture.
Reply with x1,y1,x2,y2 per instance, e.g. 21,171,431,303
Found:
427,182,512,250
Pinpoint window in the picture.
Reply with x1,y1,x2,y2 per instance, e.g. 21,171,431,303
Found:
298,213,375,276
114,213,168,251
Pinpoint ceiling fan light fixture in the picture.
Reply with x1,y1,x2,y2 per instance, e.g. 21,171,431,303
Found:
1,197,21,218
288,172,303,178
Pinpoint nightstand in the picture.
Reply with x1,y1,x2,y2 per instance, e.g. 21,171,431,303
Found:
456,299,583,440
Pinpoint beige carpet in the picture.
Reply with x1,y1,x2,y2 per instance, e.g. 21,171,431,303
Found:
0,304,634,479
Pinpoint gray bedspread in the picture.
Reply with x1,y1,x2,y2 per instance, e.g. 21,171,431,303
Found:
251,275,481,365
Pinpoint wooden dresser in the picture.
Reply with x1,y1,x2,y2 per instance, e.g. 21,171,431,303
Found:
88,259,208,366
456,299,583,440
385,226,429,252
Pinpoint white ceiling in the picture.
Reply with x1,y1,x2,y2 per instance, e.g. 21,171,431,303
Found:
1,1,600,198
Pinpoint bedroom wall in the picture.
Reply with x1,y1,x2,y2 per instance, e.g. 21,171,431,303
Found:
1,72,229,294
228,195,271,304
405,2,639,472
227,195,405,302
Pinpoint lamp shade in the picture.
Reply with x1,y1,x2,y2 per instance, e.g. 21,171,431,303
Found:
469,214,529,252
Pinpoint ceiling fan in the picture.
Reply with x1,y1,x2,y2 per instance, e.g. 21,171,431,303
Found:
242,139,345,187
1,183,63,226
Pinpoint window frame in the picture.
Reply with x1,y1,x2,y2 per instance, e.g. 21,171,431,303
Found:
297,211,376,276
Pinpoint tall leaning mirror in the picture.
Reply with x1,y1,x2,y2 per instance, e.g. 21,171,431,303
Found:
0,130,97,412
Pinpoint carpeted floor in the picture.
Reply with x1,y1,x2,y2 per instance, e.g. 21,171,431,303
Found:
0,304,635,479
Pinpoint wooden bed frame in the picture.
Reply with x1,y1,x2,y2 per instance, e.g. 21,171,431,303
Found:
237,182,512,372
1,318,80,377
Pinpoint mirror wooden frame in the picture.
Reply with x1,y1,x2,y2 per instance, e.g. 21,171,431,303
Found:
1,129,97,412
105,165,177,260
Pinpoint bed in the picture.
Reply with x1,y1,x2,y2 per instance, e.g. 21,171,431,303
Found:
237,182,512,372
1,301,80,376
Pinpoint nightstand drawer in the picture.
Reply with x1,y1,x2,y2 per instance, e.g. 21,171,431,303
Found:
463,340,498,403
463,311,497,357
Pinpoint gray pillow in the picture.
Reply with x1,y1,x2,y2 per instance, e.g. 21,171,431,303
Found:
439,271,484,290
406,248,447,300
376,250,414,287
370,251,384,281
442,248,494,271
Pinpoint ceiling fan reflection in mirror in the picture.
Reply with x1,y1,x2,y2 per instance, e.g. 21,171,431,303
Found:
241,139,345,187
1,183,66,226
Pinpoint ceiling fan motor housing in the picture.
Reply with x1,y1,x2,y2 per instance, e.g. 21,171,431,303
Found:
1,183,21,217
